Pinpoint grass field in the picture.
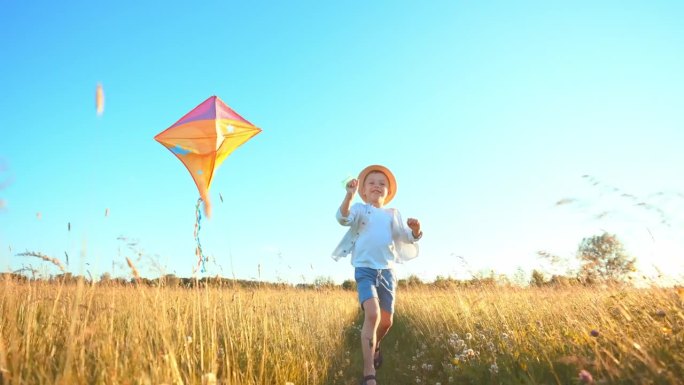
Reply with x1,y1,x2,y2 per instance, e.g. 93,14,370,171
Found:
1,277,682,384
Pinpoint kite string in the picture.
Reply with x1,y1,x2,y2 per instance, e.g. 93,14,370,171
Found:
194,197,207,273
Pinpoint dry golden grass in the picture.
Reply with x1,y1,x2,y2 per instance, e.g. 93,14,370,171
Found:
393,285,684,385
0,278,357,385
1,278,683,385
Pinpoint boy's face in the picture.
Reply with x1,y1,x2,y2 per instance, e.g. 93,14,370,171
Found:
362,171,390,204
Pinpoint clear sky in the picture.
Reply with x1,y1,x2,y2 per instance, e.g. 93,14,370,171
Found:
1,0,683,284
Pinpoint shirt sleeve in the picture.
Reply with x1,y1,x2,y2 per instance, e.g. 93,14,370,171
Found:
336,202,359,226
392,209,420,244
391,209,420,262
408,228,422,242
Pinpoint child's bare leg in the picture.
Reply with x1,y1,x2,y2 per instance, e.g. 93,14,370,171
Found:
361,298,380,384
373,309,392,367
375,309,393,344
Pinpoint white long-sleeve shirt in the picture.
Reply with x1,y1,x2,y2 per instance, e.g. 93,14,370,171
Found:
332,202,420,269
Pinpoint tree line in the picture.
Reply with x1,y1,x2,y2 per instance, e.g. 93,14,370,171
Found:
4,231,639,289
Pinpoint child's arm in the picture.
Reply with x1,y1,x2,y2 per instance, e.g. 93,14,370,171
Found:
339,178,358,218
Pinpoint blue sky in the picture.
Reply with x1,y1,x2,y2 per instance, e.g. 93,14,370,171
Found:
1,1,683,284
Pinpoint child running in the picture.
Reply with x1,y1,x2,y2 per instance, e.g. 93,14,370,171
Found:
332,165,422,385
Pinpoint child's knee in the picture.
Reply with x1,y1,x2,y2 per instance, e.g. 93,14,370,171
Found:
380,317,393,330
365,311,380,326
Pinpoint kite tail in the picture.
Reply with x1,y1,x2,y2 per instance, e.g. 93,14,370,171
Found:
194,197,208,273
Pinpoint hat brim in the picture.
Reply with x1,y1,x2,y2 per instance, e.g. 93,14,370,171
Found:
357,165,397,204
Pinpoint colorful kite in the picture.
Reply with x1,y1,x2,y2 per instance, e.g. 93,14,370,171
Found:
154,95,261,271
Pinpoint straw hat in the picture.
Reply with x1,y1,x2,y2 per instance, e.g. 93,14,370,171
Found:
357,164,397,204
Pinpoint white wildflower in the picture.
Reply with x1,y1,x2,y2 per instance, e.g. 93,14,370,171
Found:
489,363,499,374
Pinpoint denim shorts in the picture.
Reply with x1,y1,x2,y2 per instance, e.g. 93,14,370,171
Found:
354,267,397,313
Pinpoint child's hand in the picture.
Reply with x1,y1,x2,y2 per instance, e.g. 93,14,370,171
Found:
346,178,359,196
407,218,421,237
